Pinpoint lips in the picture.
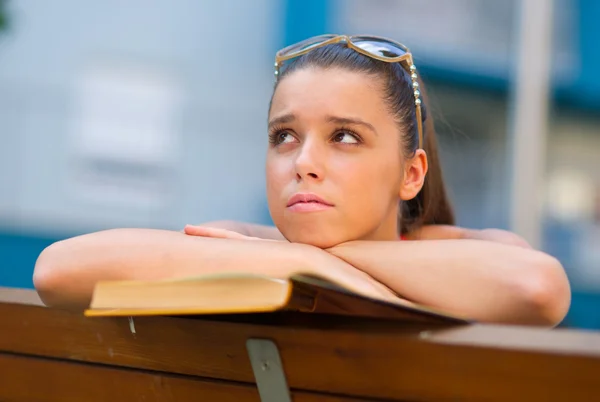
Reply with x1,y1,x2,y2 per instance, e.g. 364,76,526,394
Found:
286,193,334,207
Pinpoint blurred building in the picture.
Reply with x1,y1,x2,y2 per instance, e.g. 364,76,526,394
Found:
0,0,598,328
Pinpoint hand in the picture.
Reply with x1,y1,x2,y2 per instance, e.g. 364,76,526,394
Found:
185,225,395,300
183,225,276,241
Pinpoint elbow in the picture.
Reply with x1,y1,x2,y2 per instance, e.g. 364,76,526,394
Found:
517,252,571,327
33,242,60,306
33,241,75,309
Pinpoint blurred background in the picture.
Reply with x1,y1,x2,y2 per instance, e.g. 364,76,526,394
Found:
0,0,598,329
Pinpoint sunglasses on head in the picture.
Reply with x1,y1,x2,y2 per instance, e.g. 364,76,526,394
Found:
275,34,423,149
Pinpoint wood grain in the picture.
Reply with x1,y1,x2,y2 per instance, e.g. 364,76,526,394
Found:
0,353,369,402
2,289,600,401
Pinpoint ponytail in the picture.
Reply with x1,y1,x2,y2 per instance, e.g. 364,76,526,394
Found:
399,81,455,235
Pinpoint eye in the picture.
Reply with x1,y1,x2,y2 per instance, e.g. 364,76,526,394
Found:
332,130,361,145
269,129,298,146
278,132,296,144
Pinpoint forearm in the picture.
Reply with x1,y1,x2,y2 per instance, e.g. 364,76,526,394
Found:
33,229,307,310
327,240,570,326
34,229,392,311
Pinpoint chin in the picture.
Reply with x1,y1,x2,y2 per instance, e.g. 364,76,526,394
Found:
282,229,347,249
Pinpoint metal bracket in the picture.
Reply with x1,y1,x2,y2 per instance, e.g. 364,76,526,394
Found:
246,338,292,402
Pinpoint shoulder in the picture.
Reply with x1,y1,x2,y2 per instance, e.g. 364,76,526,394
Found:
469,228,533,249
405,225,532,249
403,224,466,241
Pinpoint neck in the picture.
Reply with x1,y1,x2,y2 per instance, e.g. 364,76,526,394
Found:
362,208,401,242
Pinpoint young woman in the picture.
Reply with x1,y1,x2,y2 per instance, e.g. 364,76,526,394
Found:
32,35,570,326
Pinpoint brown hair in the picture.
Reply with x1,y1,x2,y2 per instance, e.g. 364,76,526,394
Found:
273,42,455,235
400,81,455,234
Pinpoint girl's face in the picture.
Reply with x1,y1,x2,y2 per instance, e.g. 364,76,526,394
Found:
266,67,425,248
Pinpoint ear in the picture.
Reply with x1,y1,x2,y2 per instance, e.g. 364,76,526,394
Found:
399,149,428,200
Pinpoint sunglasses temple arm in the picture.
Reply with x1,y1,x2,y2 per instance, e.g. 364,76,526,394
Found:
416,106,423,149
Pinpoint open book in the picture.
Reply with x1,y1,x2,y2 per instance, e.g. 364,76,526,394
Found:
84,272,471,325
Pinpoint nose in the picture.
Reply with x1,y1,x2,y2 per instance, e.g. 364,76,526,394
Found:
294,139,325,182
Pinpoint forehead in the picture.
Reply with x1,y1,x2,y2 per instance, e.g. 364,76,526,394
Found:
269,68,389,121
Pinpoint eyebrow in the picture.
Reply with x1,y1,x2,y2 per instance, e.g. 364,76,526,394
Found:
268,113,378,136
326,115,378,136
268,113,295,130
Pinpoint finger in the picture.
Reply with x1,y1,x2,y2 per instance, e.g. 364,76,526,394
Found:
184,225,226,237
184,225,230,238
183,225,277,241
183,225,211,236
184,225,249,240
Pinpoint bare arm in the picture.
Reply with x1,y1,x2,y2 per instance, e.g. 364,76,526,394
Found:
201,221,534,249
185,221,570,325
405,224,533,248
33,229,393,311
326,239,570,326
199,220,286,240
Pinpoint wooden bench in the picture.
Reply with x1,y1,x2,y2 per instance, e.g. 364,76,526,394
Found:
1,287,600,401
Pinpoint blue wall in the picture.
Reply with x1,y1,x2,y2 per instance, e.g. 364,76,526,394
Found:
572,0,600,109
281,0,331,48
0,232,61,288
281,0,600,108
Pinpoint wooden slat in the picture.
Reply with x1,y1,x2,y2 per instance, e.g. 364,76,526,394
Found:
0,353,368,402
2,289,600,401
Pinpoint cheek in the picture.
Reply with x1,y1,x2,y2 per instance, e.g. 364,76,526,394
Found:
333,153,402,204
265,155,290,205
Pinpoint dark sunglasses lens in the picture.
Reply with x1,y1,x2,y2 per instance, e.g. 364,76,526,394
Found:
353,36,407,59
279,34,338,57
